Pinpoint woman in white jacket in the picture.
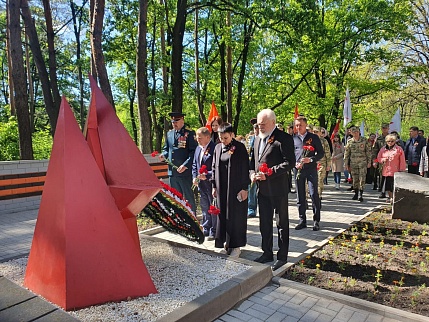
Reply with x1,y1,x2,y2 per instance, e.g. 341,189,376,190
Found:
419,143,429,177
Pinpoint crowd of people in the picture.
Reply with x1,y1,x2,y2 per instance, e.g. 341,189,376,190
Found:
160,110,428,271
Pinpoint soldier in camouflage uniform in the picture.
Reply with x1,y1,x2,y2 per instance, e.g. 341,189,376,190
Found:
372,123,389,198
344,127,372,202
313,126,332,199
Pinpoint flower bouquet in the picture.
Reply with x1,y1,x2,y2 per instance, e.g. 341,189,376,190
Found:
151,150,178,170
141,181,204,244
251,162,273,188
208,199,220,216
296,145,315,179
192,165,208,191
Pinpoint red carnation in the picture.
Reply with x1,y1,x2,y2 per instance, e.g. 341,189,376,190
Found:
199,165,208,175
259,163,273,176
151,150,159,157
208,205,220,215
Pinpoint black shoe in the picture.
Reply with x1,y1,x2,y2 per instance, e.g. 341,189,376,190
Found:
352,192,358,200
295,222,307,230
254,254,274,263
378,193,386,198
313,222,320,231
271,260,287,271
346,186,354,191
359,197,363,202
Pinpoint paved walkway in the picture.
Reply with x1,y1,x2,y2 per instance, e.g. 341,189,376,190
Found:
1,181,427,321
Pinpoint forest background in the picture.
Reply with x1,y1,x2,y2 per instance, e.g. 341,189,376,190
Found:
1,0,429,160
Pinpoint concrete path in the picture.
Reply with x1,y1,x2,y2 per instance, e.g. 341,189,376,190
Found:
1,181,426,322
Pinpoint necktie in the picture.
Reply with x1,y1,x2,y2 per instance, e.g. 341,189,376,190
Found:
200,147,205,165
259,137,267,158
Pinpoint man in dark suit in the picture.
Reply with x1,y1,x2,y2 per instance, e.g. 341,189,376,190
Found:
404,126,426,175
250,109,296,271
192,127,216,240
293,116,324,231
160,112,197,213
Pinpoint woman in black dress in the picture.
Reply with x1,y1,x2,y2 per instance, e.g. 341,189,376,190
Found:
211,123,249,257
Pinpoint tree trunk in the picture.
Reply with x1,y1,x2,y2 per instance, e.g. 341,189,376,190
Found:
170,0,187,113
151,8,163,152
136,0,152,153
8,0,33,159
24,32,35,133
90,0,116,110
233,20,254,133
70,0,85,129
127,79,138,144
42,0,61,113
20,0,58,134
5,5,15,116
194,8,204,126
226,12,233,123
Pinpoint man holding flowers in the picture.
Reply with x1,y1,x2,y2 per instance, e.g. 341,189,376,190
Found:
192,127,217,240
293,116,324,232
250,109,295,271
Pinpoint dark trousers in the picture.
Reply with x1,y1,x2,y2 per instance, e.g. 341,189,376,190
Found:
199,181,216,236
408,164,419,175
170,175,196,213
258,193,289,261
294,167,321,223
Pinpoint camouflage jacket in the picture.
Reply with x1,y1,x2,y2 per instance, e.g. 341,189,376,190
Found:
318,137,332,168
344,137,371,166
371,135,386,161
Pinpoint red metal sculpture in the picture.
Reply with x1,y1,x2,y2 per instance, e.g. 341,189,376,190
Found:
25,80,160,310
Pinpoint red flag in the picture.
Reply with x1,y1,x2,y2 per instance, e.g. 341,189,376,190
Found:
205,101,219,132
330,119,341,141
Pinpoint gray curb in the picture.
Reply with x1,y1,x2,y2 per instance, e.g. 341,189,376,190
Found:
142,234,273,322
273,278,429,322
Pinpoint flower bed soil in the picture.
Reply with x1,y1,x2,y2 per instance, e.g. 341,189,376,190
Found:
285,207,429,317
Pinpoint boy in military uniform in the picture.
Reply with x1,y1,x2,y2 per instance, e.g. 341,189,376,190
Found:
344,127,371,202
160,112,197,213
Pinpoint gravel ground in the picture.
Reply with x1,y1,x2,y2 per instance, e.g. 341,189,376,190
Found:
0,237,250,321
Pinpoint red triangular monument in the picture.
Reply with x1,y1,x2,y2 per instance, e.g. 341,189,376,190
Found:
24,97,157,310
85,76,161,249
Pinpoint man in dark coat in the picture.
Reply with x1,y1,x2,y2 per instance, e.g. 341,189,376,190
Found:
160,112,197,213
250,109,296,271
192,127,216,240
404,126,426,175
293,116,324,231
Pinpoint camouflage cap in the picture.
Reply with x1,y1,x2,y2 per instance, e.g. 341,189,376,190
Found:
350,126,359,132
313,126,321,132
381,123,390,129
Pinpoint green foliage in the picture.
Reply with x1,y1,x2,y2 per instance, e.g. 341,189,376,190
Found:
32,129,52,160
0,116,19,161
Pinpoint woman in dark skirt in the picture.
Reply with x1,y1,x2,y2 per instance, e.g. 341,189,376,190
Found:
211,123,249,257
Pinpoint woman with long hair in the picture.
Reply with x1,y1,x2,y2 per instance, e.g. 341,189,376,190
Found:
210,116,223,144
